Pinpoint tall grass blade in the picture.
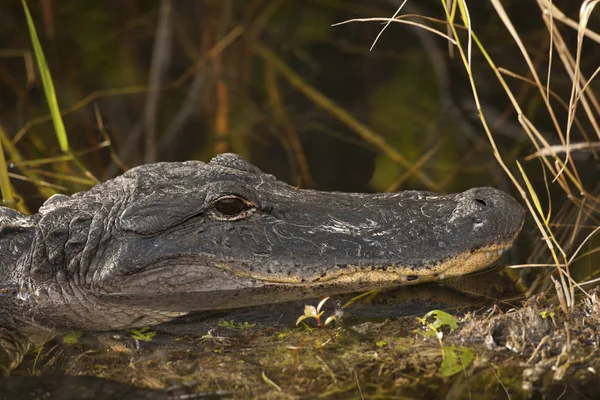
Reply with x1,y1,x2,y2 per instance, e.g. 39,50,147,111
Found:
21,0,69,152
0,125,14,206
517,161,548,224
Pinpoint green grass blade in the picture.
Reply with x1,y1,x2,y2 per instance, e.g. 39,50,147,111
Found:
517,160,548,224
0,124,14,207
21,0,69,152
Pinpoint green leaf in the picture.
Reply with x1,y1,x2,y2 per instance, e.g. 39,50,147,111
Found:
218,319,256,330
425,310,459,331
63,331,83,344
439,345,475,377
129,327,156,341
414,317,439,340
295,315,310,326
415,310,459,340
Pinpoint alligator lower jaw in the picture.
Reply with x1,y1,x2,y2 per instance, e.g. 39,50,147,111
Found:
219,243,513,287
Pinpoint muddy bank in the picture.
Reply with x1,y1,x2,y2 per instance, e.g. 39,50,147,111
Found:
8,271,600,399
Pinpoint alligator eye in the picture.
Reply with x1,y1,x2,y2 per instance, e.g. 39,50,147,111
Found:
475,198,487,206
213,196,251,218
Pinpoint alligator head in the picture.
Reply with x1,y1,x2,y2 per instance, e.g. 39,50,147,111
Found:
0,153,524,330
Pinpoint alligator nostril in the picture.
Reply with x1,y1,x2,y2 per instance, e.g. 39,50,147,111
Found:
475,198,487,206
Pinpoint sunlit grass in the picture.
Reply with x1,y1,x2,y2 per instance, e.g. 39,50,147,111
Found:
443,0,599,311
20,0,69,153
348,0,600,313
0,125,14,207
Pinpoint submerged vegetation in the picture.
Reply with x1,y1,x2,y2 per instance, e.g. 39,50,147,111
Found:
414,309,475,377
1,0,599,398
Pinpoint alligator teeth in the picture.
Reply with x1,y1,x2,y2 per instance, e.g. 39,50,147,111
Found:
436,273,445,280
400,275,408,282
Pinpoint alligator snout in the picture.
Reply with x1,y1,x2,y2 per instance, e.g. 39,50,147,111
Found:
450,187,525,243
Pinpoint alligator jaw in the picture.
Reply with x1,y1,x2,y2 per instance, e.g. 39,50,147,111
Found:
99,243,514,314
215,241,514,286
100,239,518,314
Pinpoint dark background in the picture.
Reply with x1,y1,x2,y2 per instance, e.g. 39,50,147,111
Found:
0,1,596,209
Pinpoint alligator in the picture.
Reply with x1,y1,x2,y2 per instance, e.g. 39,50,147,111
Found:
0,153,525,373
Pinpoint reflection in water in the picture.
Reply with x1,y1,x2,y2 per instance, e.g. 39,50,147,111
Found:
6,267,524,399
0,375,230,400
158,265,524,331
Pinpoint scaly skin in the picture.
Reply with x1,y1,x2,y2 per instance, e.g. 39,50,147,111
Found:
0,153,525,372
